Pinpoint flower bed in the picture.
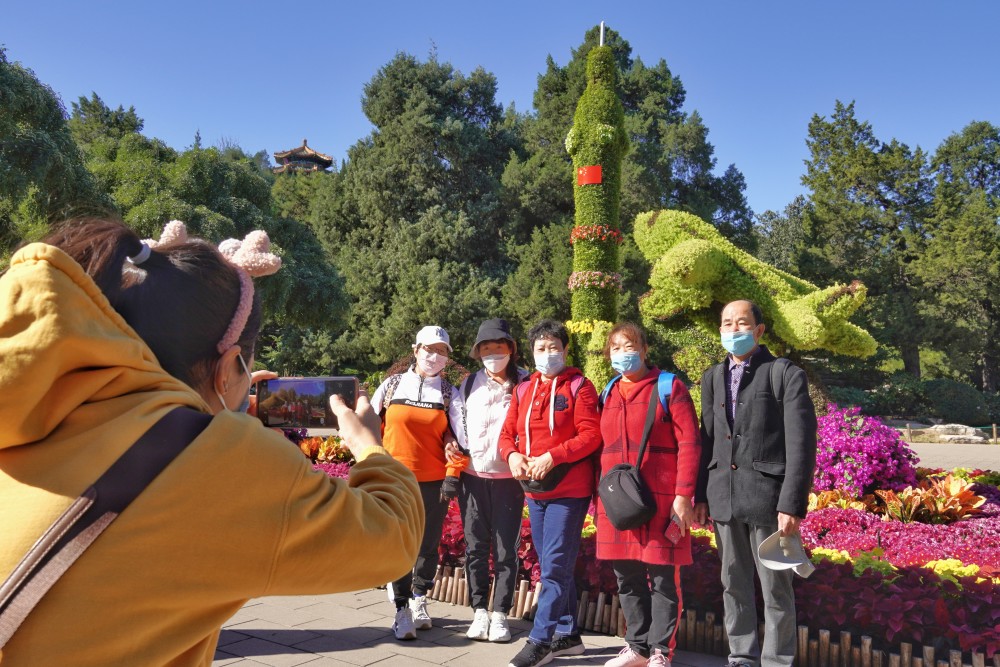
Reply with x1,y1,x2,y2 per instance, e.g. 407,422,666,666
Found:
286,424,1000,659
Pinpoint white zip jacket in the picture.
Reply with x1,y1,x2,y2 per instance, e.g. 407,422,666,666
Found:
459,368,529,478
371,367,467,448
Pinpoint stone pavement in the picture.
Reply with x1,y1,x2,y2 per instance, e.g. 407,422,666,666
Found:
907,442,999,470
213,588,720,667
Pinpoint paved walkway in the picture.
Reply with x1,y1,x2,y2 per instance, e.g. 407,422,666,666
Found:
907,442,999,470
213,588,719,667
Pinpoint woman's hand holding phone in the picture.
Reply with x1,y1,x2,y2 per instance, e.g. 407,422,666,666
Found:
329,390,382,458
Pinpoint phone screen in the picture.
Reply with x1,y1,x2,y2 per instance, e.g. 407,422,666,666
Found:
256,377,358,429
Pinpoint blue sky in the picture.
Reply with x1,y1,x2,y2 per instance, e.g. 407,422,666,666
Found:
5,1,999,215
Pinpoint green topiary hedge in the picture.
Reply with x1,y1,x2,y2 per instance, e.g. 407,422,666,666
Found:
635,209,877,386
565,45,630,383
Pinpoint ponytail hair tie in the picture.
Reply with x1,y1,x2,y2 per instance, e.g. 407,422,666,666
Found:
127,242,151,265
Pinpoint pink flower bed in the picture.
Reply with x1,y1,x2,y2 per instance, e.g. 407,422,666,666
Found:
801,506,1000,572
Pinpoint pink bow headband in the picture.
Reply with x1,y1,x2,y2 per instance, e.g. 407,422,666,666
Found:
130,220,282,354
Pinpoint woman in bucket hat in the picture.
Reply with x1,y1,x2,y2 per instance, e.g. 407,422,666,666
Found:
453,318,529,643
371,325,469,640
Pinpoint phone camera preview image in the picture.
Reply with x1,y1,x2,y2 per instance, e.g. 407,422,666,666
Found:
256,377,357,430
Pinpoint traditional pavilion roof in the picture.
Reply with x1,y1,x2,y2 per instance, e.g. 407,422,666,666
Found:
273,139,333,171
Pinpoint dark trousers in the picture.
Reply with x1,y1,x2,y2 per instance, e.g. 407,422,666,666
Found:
613,559,682,658
526,496,589,644
458,474,525,613
393,480,449,609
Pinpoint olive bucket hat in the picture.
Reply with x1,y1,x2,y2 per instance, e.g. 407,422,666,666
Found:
469,318,515,359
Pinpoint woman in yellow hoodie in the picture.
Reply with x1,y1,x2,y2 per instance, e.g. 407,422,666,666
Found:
0,218,424,666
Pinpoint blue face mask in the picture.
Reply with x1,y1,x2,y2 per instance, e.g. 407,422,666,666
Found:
610,351,643,374
721,331,757,357
533,352,565,376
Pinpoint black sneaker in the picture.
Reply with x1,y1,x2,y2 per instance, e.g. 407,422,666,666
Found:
550,633,584,656
508,640,553,667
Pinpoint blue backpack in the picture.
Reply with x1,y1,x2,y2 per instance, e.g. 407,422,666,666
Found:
598,371,675,418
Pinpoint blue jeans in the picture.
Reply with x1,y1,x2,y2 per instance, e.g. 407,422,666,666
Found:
526,496,589,645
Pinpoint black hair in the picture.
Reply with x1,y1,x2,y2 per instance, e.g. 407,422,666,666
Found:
527,319,569,349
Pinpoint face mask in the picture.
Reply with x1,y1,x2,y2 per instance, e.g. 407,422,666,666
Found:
610,351,643,374
482,353,510,374
216,354,253,413
721,331,757,356
533,352,565,376
416,348,448,376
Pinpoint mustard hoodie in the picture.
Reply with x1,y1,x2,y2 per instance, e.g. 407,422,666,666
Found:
0,244,424,666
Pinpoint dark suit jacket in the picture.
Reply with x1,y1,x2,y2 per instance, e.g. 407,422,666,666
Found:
695,346,817,525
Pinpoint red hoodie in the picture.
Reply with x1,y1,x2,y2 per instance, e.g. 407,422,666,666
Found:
498,366,602,500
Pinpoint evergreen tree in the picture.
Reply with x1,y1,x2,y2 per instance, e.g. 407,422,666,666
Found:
800,101,932,376
753,195,809,274
67,94,346,341
919,121,1000,390
0,49,109,258
320,53,517,367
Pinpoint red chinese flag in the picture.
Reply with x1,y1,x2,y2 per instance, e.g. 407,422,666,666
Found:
577,165,602,185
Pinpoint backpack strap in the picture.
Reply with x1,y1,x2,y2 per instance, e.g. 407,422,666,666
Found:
769,358,791,416
657,371,675,418
598,375,622,410
0,407,211,647
569,375,585,398
379,373,403,417
441,380,452,409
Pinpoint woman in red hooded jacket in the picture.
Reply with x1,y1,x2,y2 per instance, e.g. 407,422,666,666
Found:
498,319,602,667
596,323,701,667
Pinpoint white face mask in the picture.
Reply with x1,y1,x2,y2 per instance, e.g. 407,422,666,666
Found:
482,353,510,374
416,348,447,376
533,352,565,377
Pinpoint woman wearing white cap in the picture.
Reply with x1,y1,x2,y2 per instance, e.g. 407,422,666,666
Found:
371,325,469,640
454,318,529,643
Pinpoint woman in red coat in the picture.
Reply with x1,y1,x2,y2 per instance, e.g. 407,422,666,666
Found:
596,323,701,667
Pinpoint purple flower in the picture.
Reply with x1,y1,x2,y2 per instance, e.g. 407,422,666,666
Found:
813,404,919,496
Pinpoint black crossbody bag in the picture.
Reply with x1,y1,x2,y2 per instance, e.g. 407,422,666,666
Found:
597,390,660,530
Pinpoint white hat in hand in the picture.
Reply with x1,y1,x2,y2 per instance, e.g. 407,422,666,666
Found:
758,530,816,578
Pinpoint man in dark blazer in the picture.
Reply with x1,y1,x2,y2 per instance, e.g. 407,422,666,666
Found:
693,300,817,667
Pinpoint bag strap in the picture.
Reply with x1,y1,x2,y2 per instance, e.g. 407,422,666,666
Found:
632,383,660,468
0,407,211,647
379,373,403,418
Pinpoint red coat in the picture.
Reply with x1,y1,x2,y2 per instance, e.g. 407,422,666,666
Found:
595,368,701,565
498,366,602,500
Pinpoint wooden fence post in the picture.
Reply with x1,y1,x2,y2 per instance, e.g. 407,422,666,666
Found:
819,629,831,667
798,625,810,667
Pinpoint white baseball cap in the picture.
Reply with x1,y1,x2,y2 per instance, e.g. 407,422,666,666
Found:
413,325,452,352
757,531,815,578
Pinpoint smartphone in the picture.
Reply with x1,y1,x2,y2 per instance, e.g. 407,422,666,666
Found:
665,514,684,544
256,376,358,429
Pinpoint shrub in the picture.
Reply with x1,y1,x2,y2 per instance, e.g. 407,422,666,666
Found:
813,404,919,496
867,372,930,417
923,379,989,425
982,391,1000,423
827,386,874,413
875,475,986,524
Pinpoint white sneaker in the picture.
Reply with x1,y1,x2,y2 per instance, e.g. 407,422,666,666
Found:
605,645,647,667
392,607,416,640
409,595,432,630
489,611,511,642
647,648,670,667
467,608,490,640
